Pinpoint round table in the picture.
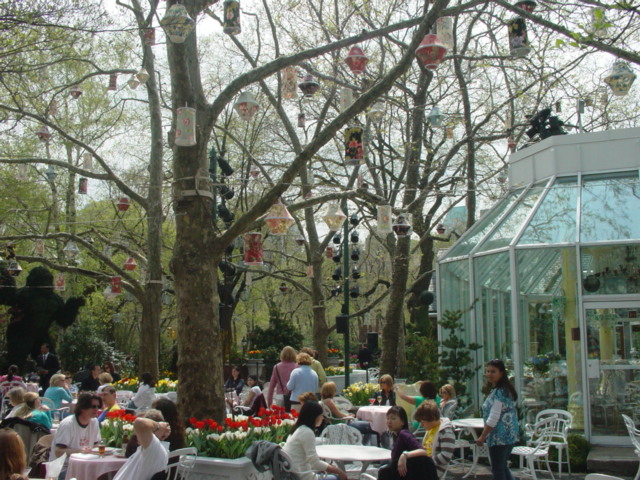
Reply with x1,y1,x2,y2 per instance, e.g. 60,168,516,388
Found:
316,444,391,474
65,452,127,480
451,418,486,479
356,405,391,435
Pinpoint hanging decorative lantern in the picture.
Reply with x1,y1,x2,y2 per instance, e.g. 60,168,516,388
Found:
507,137,517,151
34,239,45,256
344,46,368,75
326,246,334,259
377,205,392,234
427,106,445,127
350,213,360,226
117,196,130,211
507,17,530,58
306,265,314,278
264,198,295,235
234,91,259,121
436,224,446,235
514,0,537,12
70,85,83,99
333,234,341,245
367,101,385,123
78,177,88,194
48,100,58,116
392,214,411,237
415,33,448,70
36,125,52,142
175,106,196,146
136,68,150,83
350,247,360,262
82,152,93,171
124,257,137,271
160,3,195,43
340,87,354,112
7,260,22,277
604,60,637,97
297,112,306,128
279,282,288,293
350,284,360,299
249,164,260,178
144,28,156,46
107,74,117,91
435,17,454,50
54,273,66,291
332,266,342,281
223,0,241,35
63,241,80,260
282,66,298,99
295,235,305,246
323,203,347,231
344,126,364,166
128,76,139,90
298,74,320,97
45,165,57,182
111,276,122,294
17,164,28,181
446,125,454,139
243,232,263,265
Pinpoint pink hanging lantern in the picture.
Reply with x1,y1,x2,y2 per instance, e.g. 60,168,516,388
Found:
249,164,260,178
124,257,137,271
234,91,259,121
282,66,298,99
111,276,122,294
175,106,196,146
78,177,88,194
323,204,347,231
55,273,66,292
264,198,295,235
117,196,130,211
36,125,52,142
377,205,392,234
243,232,264,266
344,46,368,75
415,34,448,70
107,74,117,91
144,28,156,46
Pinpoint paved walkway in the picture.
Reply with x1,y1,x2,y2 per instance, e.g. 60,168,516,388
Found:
443,463,633,479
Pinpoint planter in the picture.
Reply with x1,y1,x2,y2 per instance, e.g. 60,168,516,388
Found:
327,357,341,366
190,456,271,480
246,359,264,378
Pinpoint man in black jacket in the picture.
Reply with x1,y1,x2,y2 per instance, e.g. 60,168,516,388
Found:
36,343,60,391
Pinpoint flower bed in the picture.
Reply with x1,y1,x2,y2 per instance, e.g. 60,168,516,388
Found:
324,366,353,376
113,376,177,393
101,410,136,447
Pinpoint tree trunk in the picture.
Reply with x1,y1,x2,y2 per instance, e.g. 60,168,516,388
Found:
139,294,160,376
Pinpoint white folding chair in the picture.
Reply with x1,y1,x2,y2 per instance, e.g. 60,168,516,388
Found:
512,415,557,480
622,414,640,480
165,447,198,480
525,408,572,477
584,475,625,480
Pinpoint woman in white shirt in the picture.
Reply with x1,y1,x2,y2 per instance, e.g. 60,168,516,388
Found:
129,372,156,410
283,402,348,480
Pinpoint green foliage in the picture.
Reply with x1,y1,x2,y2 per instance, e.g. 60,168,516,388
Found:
404,308,439,383
566,434,591,472
250,300,303,355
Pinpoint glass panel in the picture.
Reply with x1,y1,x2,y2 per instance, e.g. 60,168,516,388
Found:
445,190,522,258
581,244,640,296
581,171,640,242
477,184,545,253
586,306,640,437
517,248,581,429
518,177,578,245
439,260,471,316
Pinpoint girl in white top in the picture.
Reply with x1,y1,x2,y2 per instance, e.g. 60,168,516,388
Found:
130,372,156,410
283,402,348,480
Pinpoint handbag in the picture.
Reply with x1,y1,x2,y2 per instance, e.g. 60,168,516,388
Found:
274,366,292,412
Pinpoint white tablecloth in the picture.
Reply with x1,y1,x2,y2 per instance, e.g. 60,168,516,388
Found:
65,453,127,480
356,405,391,435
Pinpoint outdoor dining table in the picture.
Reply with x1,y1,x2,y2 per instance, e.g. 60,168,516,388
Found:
451,418,486,479
65,452,127,480
316,444,391,475
355,405,391,435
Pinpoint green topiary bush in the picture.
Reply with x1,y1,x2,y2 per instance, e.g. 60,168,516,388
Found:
563,434,591,472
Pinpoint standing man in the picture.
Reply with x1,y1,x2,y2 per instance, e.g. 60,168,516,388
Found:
358,343,373,369
80,364,101,392
36,343,60,392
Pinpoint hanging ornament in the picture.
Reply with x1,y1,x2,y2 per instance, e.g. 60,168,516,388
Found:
350,230,359,243
377,205,392,234
333,234,342,245
128,76,140,89
392,214,412,237
279,282,288,293
78,177,88,194
48,100,58,116
117,196,131,211
107,74,117,91
306,265,314,278
160,3,195,43
63,241,80,260
446,126,454,139
243,232,263,266
295,235,305,246
436,224,446,235
17,164,28,181
350,247,360,262
264,198,295,235
332,266,342,281
45,165,57,182
82,152,93,171
136,68,150,83
249,164,260,178
367,101,385,123
124,257,137,271
36,125,52,142
281,66,298,99
111,276,122,294
7,261,22,277
297,112,306,128
514,0,537,12
326,246,334,259
223,0,241,35
54,273,66,292
144,27,156,46
427,106,445,127
234,91,259,121
435,17,454,50
340,87,354,112
507,137,516,151
344,45,369,75
323,204,347,231
298,74,320,97
34,239,45,256
69,85,83,99
350,284,360,299
175,106,196,146
344,126,364,165
507,17,530,57
352,265,361,280
604,60,637,97
415,34,448,70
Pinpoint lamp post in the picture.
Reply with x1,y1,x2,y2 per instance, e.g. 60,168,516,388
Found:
341,199,351,389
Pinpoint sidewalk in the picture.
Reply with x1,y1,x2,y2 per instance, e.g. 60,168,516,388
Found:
443,463,633,479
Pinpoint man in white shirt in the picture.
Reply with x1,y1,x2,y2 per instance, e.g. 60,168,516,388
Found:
114,409,170,480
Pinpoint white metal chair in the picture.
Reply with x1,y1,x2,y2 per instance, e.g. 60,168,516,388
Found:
584,475,625,480
166,447,198,480
512,415,557,480
334,396,353,412
622,414,640,480
525,408,572,477
40,397,55,410
320,424,364,476
115,390,132,409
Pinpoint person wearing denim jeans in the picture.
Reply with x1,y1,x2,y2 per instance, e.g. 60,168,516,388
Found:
476,359,520,480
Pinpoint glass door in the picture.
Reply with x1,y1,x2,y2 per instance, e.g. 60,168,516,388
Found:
585,302,640,443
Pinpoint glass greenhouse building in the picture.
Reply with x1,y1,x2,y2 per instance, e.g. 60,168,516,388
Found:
437,127,640,444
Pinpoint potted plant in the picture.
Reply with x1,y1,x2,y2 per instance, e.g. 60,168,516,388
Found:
341,382,378,406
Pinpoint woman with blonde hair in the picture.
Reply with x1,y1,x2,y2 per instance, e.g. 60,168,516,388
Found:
439,384,457,419
0,428,28,480
321,382,377,445
44,373,72,409
287,353,318,411
267,346,298,411
13,392,52,429
4,387,26,419
372,374,396,406
97,372,113,393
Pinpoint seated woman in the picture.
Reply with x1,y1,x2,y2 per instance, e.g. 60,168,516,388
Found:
12,392,52,429
229,375,265,415
371,374,396,406
128,373,156,411
96,372,113,393
377,406,438,480
44,374,72,409
321,382,377,445
3,387,26,419
438,384,457,419
0,428,29,480
283,401,348,480
398,401,455,479
103,362,121,383
224,366,245,397
395,380,440,429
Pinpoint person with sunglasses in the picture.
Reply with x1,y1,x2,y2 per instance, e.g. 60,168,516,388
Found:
49,393,102,480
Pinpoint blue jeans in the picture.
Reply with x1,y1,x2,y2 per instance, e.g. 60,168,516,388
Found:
489,444,515,480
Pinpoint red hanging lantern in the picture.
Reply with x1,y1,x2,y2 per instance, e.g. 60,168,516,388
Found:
243,232,263,266
326,246,334,259
117,197,130,211
124,257,137,271
111,276,122,294
344,46,368,75
508,137,517,151
144,28,156,46
415,34,448,70
249,164,260,178
436,224,446,235
279,282,288,293
78,177,88,194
